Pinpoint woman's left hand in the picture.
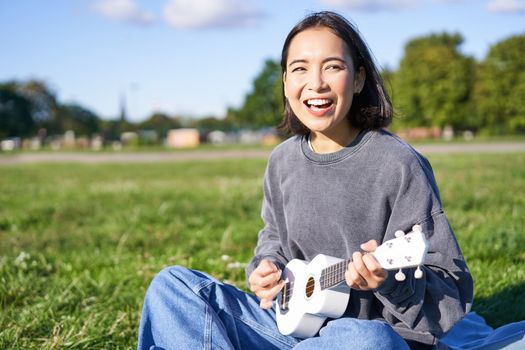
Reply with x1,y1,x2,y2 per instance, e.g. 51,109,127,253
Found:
345,240,388,290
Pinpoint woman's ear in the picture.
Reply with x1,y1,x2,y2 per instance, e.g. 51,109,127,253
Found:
283,72,288,98
354,66,366,94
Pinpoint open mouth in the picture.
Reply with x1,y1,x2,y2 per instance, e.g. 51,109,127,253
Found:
304,98,334,111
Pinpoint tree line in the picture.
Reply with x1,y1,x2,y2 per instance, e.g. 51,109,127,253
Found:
1,31,524,141
0,80,231,141
227,32,525,135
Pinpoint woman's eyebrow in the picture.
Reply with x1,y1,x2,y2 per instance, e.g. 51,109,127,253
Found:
288,59,307,67
288,56,347,68
323,57,347,64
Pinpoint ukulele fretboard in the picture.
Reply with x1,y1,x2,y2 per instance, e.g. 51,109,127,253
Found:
319,259,352,290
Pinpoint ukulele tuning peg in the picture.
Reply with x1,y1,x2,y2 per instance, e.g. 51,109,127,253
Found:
395,269,406,281
394,230,405,238
414,266,423,279
412,224,422,233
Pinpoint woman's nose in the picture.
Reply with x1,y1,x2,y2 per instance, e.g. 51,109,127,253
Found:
307,70,328,91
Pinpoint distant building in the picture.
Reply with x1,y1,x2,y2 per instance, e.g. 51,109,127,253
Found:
167,129,200,148
207,130,227,145
121,131,138,146
138,130,158,144
0,138,20,151
64,130,76,148
91,135,104,151
397,127,441,141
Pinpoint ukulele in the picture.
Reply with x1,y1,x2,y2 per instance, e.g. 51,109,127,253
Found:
275,225,428,338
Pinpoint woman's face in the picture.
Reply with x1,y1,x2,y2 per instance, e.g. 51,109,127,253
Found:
283,27,365,139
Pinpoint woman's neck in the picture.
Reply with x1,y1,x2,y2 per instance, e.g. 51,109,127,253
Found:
310,127,360,154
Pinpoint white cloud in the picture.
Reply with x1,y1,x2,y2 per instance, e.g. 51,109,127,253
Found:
319,0,419,12
487,0,525,13
163,0,265,29
92,0,156,25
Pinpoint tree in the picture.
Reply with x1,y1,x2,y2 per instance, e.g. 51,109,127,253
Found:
394,33,476,129
0,84,34,138
17,80,58,127
474,34,525,134
99,119,122,142
380,65,396,99
139,112,182,137
229,59,283,128
53,103,100,136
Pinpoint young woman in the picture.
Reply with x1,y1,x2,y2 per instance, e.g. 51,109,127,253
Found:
138,11,473,350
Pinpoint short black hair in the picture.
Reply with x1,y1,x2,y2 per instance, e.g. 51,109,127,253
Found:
279,11,393,135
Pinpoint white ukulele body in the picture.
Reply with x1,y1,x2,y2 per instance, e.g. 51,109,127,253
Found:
275,254,350,338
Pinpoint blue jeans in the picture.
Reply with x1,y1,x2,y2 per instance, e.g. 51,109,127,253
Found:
138,266,410,350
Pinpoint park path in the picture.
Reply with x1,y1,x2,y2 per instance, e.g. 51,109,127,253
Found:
1,142,525,165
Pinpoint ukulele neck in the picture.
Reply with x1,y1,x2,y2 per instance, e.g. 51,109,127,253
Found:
319,259,352,290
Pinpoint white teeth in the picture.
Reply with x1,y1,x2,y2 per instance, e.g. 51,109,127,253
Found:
307,99,332,106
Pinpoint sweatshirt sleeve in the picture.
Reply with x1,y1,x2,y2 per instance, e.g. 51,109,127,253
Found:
245,164,288,281
373,153,474,344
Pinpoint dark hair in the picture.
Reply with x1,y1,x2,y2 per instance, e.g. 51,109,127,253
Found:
279,11,393,135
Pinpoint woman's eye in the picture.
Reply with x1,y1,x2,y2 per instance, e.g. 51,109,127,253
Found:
291,67,306,73
326,65,343,71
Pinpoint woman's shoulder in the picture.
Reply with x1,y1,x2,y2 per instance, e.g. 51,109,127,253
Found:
369,129,440,197
268,135,302,162
369,129,430,169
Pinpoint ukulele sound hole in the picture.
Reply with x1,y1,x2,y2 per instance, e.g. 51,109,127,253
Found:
305,276,315,298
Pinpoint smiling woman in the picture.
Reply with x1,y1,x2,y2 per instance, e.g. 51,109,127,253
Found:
137,11,473,350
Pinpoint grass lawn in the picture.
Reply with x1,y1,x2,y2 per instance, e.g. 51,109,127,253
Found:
0,152,524,349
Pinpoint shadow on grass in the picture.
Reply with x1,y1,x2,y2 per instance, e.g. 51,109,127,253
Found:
473,283,525,328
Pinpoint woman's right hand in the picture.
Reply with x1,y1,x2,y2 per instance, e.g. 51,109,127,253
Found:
248,259,285,309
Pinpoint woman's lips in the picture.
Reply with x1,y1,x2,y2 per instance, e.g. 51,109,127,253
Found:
304,98,334,116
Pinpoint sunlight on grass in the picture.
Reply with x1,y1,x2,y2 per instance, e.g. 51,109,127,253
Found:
0,154,524,348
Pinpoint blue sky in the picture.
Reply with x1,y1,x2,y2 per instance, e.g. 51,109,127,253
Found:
1,0,524,122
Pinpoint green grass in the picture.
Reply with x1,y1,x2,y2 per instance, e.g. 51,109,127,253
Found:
0,142,276,156
0,153,524,348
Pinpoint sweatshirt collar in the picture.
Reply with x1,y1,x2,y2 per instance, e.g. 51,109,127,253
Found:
300,129,373,164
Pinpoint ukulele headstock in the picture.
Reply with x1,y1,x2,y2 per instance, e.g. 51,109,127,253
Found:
374,225,428,281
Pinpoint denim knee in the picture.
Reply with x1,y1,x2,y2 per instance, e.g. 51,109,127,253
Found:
148,265,216,299
317,318,409,349
158,265,192,283
364,320,407,348
145,266,187,302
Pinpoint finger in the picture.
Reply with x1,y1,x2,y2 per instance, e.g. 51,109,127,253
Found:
360,240,378,252
257,269,282,288
352,251,371,280
248,273,262,292
353,252,377,289
345,262,368,289
256,280,285,300
259,298,274,309
248,260,279,290
362,253,387,279
250,271,281,292
248,274,257,291
258,259,279,276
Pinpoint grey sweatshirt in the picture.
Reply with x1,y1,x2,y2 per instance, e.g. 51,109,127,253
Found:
246,129,473,345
